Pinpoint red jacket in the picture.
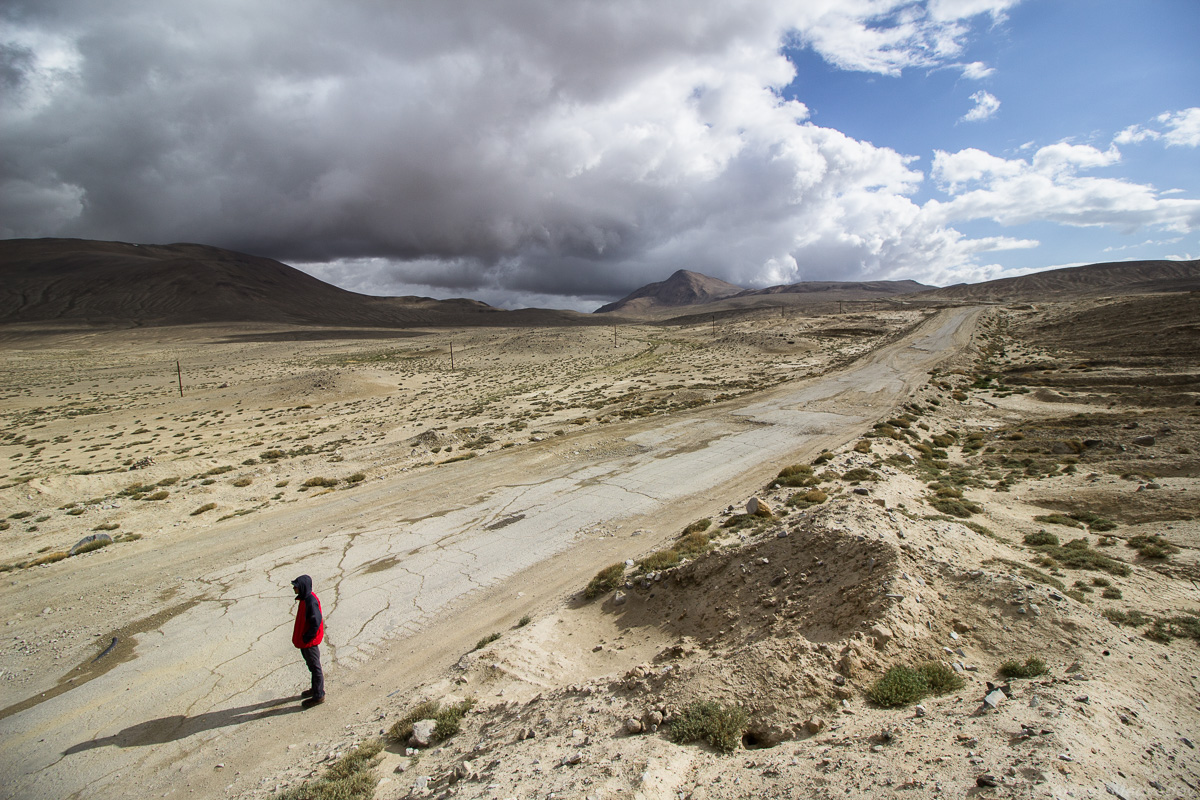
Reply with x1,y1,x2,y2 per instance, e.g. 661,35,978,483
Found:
292,575,325,648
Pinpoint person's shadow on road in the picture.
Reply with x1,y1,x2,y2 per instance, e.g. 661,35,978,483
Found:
63,696,304,754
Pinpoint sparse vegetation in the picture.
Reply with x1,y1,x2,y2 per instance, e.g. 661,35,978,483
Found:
668,701,748,753
787,488,827,508
585,563,625,599
143,490,169,501
1026,536,1131,576
472,632,501,651
998,656,1047,678
301,476,338,488
191,503,217,516
517,615,531,627
276,739,383,800
232,476,253,487
1101,587,1123,599
1126,534,1179,560
73,538,112,555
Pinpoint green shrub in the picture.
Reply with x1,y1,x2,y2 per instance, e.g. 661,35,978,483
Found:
812,451,834,465
1101,587,1123,599
433,699,475,739
205,465,234,476
1146,614,1200,644
388,700,439,742
302,476,338,488
676,531,711,558
1023,530,1059,546
232,477,253,487
1028,538,1131,576
1033,513,1082,528
928,497,982,518
585,563,625,599
347,472,366,483
842,468,878,482
998,656,1047,678
472,632,501,651
917,661,964,694
93,522,120,531
683,518,712,535
1126,535,1179,559
772,464,818,488
1102,608,1155,628
517,615,531,627
277,739,383,800
867,666,927,707
143,490,169,501
668,701,747,753
639,549,681,570
157,477,180,486
261,449,286,460
853,440,872,453
787,488,827,509
190,503,217,516
9,511,33,520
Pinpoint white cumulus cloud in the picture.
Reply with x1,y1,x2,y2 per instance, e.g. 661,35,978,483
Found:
960,90,1000,122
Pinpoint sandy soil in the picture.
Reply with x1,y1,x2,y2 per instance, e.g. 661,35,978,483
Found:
1,300,1197,800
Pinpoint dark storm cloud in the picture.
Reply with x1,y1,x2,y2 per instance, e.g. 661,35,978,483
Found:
1,0,1032,303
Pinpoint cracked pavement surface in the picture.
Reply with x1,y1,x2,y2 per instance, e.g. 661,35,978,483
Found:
0,307,978,799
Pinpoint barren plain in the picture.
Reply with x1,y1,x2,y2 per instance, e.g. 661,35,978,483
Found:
1,296,1198,800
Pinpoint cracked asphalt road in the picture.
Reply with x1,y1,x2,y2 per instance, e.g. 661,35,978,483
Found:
0,307,978,800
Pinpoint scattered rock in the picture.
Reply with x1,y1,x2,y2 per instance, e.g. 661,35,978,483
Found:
804,717,825,734
69,533,113,555
1132,435,1156,446
747,497,772,516
976,774,999,787
983,690,1006,709
409,719,437,748
612,591,627,606
624,718,643,735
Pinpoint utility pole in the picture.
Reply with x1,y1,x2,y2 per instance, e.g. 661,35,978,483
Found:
449,342,455,370
176,360,183,397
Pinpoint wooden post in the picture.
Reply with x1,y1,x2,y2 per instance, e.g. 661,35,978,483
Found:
176,360,184,397
613,325,617,347
449,342,455,370
712,315,716,335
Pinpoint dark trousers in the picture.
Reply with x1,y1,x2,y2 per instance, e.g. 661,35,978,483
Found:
301,645,324,698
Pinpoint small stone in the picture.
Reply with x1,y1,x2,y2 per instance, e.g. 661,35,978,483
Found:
983,690,1006,709
871,744,884,753
804,717,825,734
624,718,642,735
612,591,626,606
1030,604,1041,616
914,705,926,718
949,631,959,640
976,774,999,787
560,751,583,766
1132,435,1156,446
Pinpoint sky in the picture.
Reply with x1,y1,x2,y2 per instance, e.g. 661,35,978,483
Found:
1,1,1197,311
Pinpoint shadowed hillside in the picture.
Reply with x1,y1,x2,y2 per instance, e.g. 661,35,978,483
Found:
0,239,600,328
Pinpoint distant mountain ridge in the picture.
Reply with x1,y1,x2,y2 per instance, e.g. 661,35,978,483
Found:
594,269,743,314
595,270,931,315
0,238,595,327
911,259,1200,302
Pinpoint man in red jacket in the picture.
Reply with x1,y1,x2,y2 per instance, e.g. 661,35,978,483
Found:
291,574,325,708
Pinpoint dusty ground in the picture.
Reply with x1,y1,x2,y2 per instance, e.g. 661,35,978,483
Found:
1,298,1198,799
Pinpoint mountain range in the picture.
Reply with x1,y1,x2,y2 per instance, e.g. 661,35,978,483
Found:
2,238,1197,327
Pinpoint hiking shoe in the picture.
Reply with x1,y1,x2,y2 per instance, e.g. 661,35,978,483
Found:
302,695,326,709
301,689,317,699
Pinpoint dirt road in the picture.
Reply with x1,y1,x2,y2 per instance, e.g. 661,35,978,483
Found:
0,307,978,800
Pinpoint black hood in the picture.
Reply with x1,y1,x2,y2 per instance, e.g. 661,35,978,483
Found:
292,574,313,599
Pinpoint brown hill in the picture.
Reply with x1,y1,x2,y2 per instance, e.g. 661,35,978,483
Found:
596,270,931,320
594,269,744,314
0,239,597,328
913,259,1200,303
